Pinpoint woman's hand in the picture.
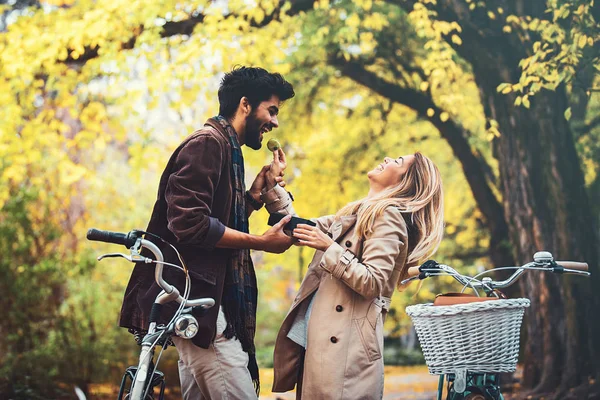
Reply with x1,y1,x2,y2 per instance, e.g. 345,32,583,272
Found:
293,224,334,252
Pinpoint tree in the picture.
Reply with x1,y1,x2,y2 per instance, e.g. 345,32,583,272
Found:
394,2,599,397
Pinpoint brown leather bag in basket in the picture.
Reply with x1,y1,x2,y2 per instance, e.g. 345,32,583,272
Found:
433,293,503,306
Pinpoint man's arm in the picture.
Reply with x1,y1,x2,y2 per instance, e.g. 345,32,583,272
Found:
165,134,227,248
166,134,293,253
215,215,293,254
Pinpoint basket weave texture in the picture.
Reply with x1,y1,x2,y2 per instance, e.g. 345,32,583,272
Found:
405,298,530,375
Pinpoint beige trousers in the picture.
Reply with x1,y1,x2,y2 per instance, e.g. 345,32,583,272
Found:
172,307,257,400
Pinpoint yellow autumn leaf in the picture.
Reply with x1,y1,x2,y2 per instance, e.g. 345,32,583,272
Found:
346,13,361,29
451,34,462,45
61,164,88,186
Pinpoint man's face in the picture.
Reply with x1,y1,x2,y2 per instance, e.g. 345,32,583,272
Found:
245,95,281,150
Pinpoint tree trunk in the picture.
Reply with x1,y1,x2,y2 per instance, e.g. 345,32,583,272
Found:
385,0,600,396
483,82,600,398
433,0,600,394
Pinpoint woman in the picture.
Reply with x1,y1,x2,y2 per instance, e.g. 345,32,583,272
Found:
268,152,444,399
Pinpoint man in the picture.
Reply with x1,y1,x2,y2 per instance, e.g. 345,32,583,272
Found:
119,66,297,399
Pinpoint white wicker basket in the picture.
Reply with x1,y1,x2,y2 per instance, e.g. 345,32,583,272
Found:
405,298,530,375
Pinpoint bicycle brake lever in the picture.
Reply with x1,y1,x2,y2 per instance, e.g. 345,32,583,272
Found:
419,260,441,273
400,276,419,285
97,253,151,263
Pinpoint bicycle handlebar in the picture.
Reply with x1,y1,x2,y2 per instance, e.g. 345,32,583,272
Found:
406,266,423,279
136,238,214,309
555,261,588,271
87,228,141,248
88,229,214,309
401,253,590,293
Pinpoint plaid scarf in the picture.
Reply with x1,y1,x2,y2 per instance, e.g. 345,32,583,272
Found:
214,116,260,394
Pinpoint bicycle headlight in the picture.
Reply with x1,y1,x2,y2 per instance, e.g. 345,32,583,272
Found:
174,314,199,339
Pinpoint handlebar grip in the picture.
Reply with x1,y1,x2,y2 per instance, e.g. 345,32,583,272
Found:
556,261,588,271
86,228,138,248
407,266,421,278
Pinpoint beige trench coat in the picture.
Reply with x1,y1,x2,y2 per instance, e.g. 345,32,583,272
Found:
271,206,409,400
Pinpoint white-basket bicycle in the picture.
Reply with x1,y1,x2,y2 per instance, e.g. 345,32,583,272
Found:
402,253,590,400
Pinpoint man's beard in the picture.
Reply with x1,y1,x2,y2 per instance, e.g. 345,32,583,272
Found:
245,111,263,150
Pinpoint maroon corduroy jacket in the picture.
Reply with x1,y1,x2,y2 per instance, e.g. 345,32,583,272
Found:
118,118,235,349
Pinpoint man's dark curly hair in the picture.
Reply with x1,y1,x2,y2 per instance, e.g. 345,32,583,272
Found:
218,66,295,119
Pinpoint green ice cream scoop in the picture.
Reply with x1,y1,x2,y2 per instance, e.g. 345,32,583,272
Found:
267,138,281,152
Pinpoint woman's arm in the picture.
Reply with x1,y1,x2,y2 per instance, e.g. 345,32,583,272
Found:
261,184,296,215
294,207,408,299
258,148,334,229
260,148,297,216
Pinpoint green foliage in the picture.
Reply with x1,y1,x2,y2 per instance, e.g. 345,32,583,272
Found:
498,0,599,105
0,183,138,398
0,188,64,397
383,342,426,366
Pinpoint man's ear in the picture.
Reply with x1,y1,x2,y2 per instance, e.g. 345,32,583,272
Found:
239,97,252,115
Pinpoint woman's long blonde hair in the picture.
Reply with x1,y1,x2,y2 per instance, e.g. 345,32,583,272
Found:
336,152,444,275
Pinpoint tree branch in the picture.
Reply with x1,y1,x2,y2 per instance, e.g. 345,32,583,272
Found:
330,57,510,257
160,14,205,38
577,114,600,133
64,0,315,66
382,0,529,82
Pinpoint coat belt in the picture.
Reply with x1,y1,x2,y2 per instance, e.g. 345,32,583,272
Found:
374,296,392,311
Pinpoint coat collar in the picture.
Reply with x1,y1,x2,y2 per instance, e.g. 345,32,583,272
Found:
204,117,232,143
331,214,358,241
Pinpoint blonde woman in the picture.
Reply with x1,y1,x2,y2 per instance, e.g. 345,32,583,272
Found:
264,152,444,399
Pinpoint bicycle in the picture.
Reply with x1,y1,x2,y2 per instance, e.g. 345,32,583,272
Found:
86,228,215,400
402,251,590,400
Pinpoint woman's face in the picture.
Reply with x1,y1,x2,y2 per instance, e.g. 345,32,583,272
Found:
367,155,415,191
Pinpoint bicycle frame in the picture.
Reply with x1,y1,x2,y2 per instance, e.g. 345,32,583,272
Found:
437,373,503,400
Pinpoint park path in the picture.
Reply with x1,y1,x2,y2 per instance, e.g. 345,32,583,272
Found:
260,366,439,400
90,365,498,399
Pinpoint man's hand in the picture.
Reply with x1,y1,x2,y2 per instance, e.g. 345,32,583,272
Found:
248,165,270,202
266,148,287,190
248,162,287,204
259,214,293,253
